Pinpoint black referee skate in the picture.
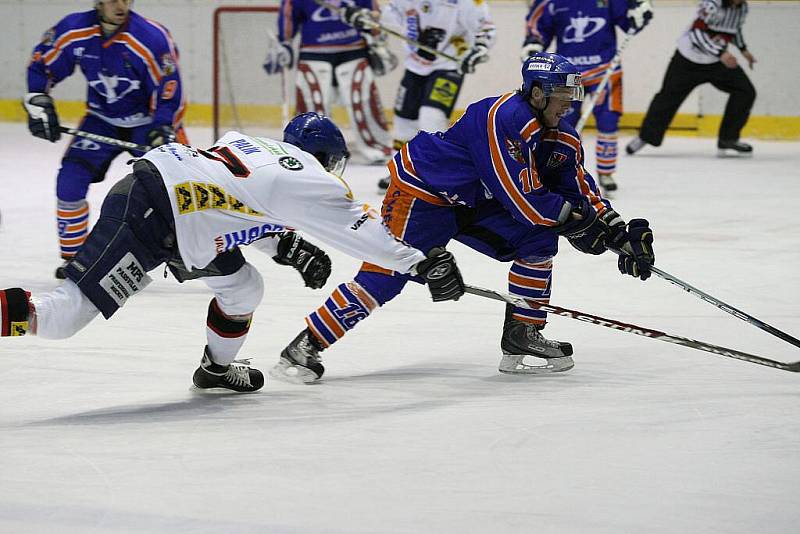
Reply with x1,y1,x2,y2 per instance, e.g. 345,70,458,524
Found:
271,328,325,384
500,305,574,374
192,346,264,392
717,139,753,158
625,136,648,155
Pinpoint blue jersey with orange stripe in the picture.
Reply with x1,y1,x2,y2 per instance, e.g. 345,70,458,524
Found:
389,91,609,230
27,10,185,129
525,0,632,87
279,0,378,53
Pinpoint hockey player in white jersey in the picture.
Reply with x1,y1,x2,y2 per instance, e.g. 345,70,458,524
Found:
343,0,496,190
0,113,465,392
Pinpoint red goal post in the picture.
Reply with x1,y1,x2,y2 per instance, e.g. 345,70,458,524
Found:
212,6,290,140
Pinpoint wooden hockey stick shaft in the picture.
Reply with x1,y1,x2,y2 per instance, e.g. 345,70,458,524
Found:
464,284,800,373
313,0,462,63
60,126,152,153
575,30,636,133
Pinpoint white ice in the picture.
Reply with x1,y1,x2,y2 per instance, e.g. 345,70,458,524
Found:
1,122,799,534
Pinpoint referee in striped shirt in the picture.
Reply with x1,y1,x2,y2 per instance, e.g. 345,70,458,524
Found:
627,0,756,156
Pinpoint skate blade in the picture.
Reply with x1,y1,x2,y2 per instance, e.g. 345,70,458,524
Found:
717,148,753,158
498,354,574,375
269,360,321,385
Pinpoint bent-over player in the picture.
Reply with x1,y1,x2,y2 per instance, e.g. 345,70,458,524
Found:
24,0,188,279
271,53,655,383
0,113,464,393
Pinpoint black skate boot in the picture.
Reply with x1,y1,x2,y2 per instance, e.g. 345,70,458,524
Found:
598,173,618,192
625,136,648,155
192,346,264,392
271,328,325,384
717,139,753,158
500,305,574,374
377,175,390,193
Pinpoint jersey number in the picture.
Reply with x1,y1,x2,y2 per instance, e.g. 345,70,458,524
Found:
199,146,251,178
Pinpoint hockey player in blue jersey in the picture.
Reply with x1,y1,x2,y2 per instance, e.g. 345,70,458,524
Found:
24,0,187,279
264,0,394,165
521,0,653,193
273,53,655,381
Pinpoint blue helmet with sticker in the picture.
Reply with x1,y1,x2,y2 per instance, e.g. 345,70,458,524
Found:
521,53,583,102
283,112,350,177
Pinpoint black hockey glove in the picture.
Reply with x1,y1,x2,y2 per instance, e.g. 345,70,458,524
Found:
416,27,447,61
147,125,176,148
342,6,374,31
413,247,465,302
459,44,490,75
617,219,655,280
365,33,398,77
627,0,654,33
520,35,545,63
556,199,627,255
273,232,332,289
23,93,61,142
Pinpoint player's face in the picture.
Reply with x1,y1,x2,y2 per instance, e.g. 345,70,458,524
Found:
545,90,574,118
97,0,132,25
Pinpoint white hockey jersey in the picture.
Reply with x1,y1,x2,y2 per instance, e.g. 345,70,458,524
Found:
143,132,426,273
380,0,495,76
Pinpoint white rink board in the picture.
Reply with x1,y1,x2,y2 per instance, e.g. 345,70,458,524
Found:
0,123,799,533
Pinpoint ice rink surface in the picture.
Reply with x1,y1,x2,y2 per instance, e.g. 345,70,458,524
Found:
0,122,799,533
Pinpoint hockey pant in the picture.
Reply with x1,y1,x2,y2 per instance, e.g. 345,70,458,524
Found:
304,182,558,348
34,160,260,364
393,69,464,146
56,114,188,259
563,71,622,176
295,55,392,163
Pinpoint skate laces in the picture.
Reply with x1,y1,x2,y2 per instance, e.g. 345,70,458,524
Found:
225,359,253,387
525,324,562,348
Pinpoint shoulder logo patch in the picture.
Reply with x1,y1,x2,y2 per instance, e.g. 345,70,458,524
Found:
505,138,526,164
278,156,304,171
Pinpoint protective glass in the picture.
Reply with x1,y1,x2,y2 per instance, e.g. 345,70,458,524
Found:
548,74,584,102
326,153,349,178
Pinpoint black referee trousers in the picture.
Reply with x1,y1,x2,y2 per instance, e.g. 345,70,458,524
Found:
638,51,756,145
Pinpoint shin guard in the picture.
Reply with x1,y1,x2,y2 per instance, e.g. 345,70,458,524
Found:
205,298,252,365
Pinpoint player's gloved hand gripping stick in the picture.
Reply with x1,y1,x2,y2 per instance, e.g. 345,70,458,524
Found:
319,0,462,63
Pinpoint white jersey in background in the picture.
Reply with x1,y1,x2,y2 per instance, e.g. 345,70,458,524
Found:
380,0,495,75
143,132,426,273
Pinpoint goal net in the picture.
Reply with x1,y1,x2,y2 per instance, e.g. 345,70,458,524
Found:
213,6,292,140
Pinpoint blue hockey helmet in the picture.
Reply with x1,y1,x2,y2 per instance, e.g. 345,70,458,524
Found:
521,53,583,102
283,112,350,177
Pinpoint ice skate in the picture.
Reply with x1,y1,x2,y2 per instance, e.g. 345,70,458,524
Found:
598,173,618,193
500,307,574,374
377,175,390,193
625,136,647,155
192,346,264,392
717,140,753,158
271,328,325,384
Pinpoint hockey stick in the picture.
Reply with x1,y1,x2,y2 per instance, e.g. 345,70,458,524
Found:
313,0,462,63
60,126,152,153
607,248,800,351
464,285,800,373
575,30,636,133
